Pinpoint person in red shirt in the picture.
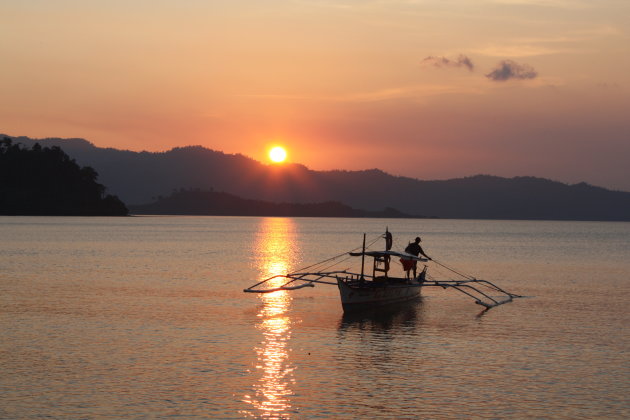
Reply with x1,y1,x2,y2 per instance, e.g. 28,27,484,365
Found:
402,236,431,279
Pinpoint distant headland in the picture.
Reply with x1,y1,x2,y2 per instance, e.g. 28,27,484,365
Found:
3,134,630,221
129,189,424,218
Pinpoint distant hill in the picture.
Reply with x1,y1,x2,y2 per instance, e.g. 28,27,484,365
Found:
5,134,630,221
129,190,420,218
0,138,128,216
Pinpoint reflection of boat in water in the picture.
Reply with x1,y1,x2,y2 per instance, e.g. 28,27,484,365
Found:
244,229,522,312
339,299,422,331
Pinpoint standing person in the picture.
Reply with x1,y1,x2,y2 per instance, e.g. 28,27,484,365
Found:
402,236,431,279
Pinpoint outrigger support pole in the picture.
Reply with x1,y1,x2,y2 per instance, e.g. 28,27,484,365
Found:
421,279,522,308
243,271,343,293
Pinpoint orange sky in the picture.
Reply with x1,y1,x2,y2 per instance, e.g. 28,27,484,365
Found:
2,1,629,191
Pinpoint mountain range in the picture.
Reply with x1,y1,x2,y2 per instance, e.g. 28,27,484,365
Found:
5,134,630,221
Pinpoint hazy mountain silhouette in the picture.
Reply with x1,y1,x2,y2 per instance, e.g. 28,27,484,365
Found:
5,134,630,221
0,138,128,216
129,190,420,218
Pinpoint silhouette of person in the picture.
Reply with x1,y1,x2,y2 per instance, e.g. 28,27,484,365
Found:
402,236,431,279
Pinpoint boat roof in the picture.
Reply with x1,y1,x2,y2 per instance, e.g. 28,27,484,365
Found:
348,250,428,261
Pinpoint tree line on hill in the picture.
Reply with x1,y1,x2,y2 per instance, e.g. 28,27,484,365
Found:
5,135,630,221
0,138,128,216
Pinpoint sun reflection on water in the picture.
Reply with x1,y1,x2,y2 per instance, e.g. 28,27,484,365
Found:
243,218,299,419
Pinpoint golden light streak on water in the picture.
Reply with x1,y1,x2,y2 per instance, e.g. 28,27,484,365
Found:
244,218,299,419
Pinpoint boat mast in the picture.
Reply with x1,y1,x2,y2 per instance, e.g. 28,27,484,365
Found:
360,233,366,280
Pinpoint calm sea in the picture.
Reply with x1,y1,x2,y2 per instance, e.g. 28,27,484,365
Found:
1,216,629,419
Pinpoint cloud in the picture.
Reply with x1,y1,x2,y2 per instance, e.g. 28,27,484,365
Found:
421,54,474,71
485,60,538,81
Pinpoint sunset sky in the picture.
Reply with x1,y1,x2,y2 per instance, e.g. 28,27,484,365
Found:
2,1,629,191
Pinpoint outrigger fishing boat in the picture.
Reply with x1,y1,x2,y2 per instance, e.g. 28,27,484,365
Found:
244,229,522,312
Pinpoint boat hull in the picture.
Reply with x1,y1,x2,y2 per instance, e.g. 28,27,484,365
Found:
337,278,422,312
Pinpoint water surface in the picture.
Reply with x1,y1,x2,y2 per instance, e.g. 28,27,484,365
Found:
1,217,629,418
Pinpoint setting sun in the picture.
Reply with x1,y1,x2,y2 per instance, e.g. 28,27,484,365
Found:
269,146,287,163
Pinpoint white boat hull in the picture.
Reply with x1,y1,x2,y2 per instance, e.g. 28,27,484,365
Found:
337,278,422,312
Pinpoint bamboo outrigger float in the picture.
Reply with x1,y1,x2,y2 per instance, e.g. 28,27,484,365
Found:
244,229,522,312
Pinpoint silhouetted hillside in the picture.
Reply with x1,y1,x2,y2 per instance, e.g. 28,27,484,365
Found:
0,138,128,216
129,190,419,218
6,134,630,221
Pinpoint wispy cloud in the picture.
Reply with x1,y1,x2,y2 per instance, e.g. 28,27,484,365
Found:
473,44,568,58
485,60,538,81
421,54,474,71
473,24,621,58
488,0,592,8
235,84,484,104
335,84,484,102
